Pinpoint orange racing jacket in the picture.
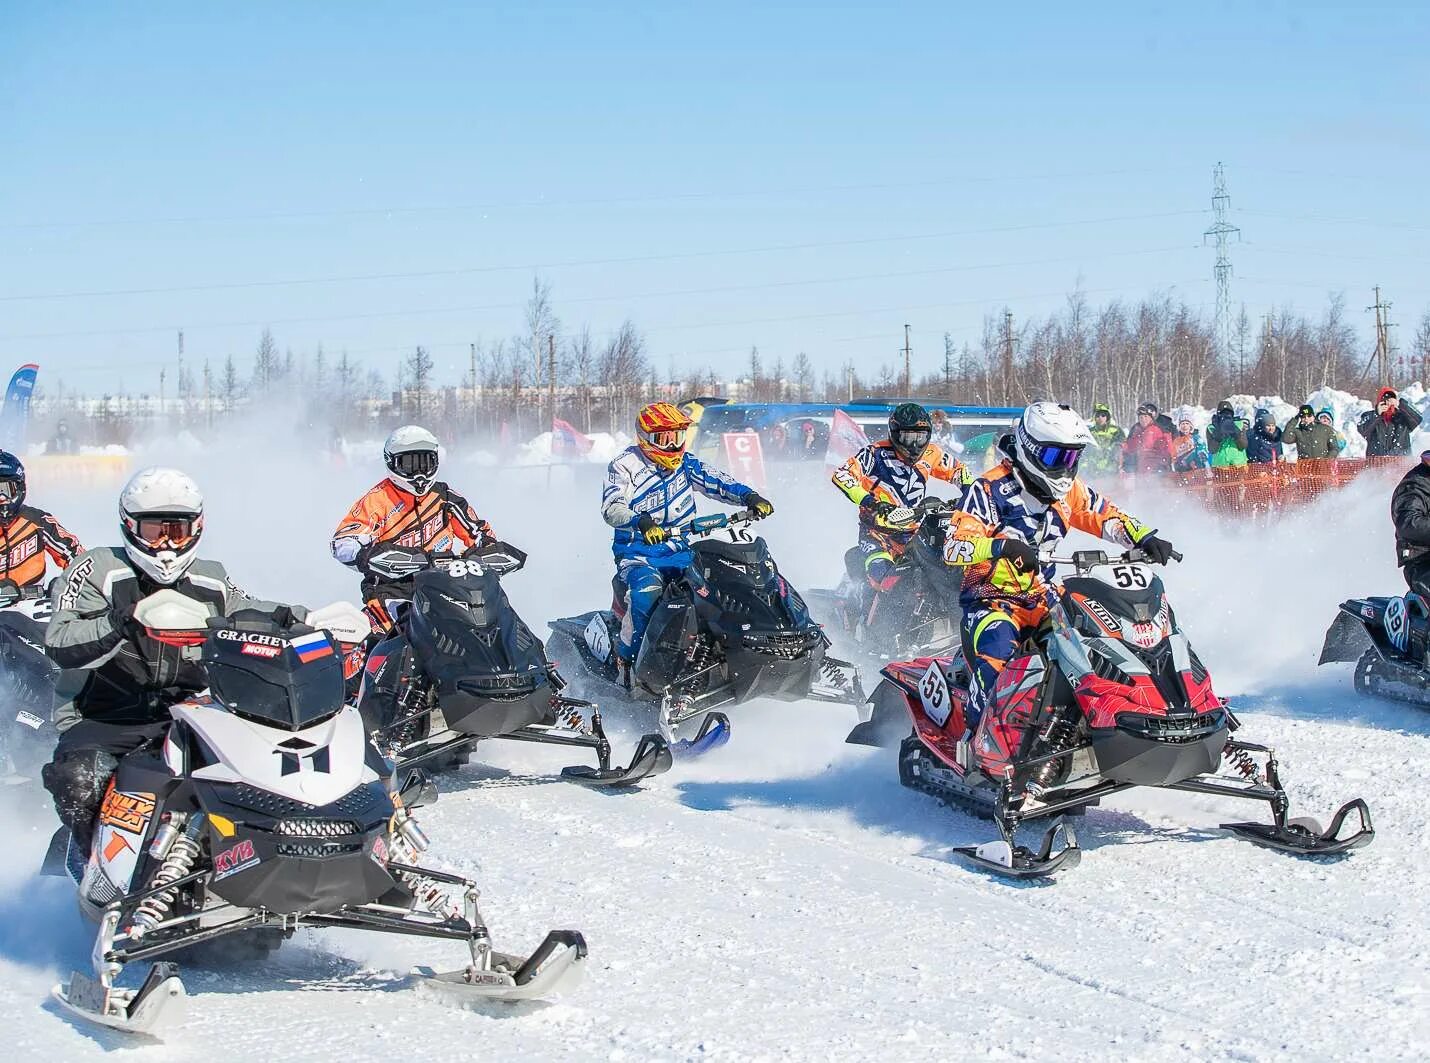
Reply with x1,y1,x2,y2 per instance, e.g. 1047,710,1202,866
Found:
1,506,83,591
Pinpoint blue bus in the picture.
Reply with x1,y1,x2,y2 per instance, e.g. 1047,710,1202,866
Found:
688,400,1022,464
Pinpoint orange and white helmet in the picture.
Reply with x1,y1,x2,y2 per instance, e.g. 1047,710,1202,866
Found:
635,402,692,472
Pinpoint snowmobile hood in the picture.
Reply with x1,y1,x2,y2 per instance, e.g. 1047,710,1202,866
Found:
175,701,378,807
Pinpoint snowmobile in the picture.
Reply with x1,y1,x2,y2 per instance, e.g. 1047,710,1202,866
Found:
1319,589,1430,705
807,496,964,663
50,595,586,1038
0,579,59,783
548,511,863,751
357,541,670,787
851,546,1374,879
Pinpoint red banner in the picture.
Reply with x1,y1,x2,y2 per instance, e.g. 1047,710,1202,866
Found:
722,431,767,490
824,408,870,470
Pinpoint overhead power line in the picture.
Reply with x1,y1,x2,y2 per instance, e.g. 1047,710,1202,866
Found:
0,211,1206,304
0,245,1198,343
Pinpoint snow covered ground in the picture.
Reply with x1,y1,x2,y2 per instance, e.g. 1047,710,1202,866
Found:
3,420,1428,1061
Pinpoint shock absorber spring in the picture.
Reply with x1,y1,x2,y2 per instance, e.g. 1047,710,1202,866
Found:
1033,713,1078,789
389,809,463,921
1224,745,1263,783
550,701,590,734
132,815,204,932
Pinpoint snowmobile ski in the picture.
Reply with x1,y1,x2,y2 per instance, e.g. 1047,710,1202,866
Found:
1223,798,1375,856
950,818,1081,880
561,732,672,787
669,711,732,758
52,953,188,1037
411,929,587,1004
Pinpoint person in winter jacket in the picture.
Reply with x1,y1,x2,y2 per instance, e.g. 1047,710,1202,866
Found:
1171,417,1211,472
1084,403,1126,477
331,426,497,634
1121,402,1174,474
1206,401,1249,467
943,402,1175,734
603,402,770,674
1358,387,1423,457
42,468,304,856
0,450,83,592
1317,409,1347,454
1281,403,1340,460
1391,451,1430,597
1247,409,1283,464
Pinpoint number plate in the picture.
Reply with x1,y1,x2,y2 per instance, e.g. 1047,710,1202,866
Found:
584,615,612,663
918,662,952,727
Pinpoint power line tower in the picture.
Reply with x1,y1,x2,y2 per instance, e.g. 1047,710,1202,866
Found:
1366,286,1396,385
901,324,912,395
1203,162,1241,365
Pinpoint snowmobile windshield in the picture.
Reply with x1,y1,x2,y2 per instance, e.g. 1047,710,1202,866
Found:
204,629,347,730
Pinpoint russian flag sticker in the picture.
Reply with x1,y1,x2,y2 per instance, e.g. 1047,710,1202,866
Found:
292,631,335,663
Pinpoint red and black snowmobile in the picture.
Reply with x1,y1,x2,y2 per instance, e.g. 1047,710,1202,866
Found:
849,546,1375,879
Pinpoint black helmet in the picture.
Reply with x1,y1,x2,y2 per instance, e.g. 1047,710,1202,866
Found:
0,451,25,521
888,403,933,463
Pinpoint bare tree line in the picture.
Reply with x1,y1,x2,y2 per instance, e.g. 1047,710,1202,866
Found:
36,281,1430,445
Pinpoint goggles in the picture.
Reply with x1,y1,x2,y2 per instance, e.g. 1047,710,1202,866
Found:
893,428,931,453
1031,442,1084,472
126,514,201,550
391,449,438,477
641,428,687,452
0,481,19,501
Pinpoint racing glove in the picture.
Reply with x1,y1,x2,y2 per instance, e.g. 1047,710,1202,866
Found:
745,492,774,520
1138,534,1177,565
863,498,897,522
637,514,669,546
994,537,1040,573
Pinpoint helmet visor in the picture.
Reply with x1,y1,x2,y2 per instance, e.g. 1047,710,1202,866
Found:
892,427,931,455
1031,442,1083,473
0,480,20,502
128,514,200,550
391,449,438,478
641,427,687,452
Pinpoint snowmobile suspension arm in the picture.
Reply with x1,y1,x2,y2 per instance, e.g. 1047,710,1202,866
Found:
109,912,269,966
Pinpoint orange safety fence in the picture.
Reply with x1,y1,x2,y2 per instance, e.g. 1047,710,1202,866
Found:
1151,455,1407,516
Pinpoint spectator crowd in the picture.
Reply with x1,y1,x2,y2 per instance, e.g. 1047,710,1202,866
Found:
1082,385,1422,476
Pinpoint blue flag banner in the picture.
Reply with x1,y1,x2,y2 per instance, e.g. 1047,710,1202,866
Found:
0,364,38,453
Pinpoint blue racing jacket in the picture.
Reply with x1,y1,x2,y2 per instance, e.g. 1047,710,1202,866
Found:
601,446,753,566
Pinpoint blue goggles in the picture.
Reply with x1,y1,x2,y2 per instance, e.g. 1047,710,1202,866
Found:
1032,443,1083,471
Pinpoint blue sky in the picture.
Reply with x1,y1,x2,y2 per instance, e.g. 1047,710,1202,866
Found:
2,2,1428,393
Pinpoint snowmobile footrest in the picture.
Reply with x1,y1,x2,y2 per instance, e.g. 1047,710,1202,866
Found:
561,733,672,788
952,818,1082,880
51,962,188,1037
670,712,732,758
1223,798,1375,856
410,930,587,1004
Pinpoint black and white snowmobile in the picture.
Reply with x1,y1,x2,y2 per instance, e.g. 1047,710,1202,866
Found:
856,547,1375,879
356,541,670,787
548,512,863,751
806,496,964,664
1319,589,1430,706
51,595,586,1038
0,579,59,784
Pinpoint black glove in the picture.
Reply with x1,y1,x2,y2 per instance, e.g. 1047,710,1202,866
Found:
745,492,774,519
1139,534,1177,565
637,514,669,546
995,537,1039,572
864,497,896,521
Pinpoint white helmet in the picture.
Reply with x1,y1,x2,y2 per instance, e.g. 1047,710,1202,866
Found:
384,425,440,496
119,467,204,585
1011,402,1094,502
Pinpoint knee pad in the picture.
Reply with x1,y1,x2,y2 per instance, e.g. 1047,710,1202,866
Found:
42,749,119,836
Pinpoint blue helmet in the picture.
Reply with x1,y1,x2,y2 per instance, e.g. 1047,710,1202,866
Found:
0,451,24,521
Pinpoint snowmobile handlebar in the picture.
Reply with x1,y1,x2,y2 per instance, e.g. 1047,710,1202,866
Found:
1045,546,1183,573
364,541,527,580
678,511,758,539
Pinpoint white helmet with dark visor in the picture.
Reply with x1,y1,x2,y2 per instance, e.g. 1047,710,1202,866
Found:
384,425,440,496
1013,402,1093,502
